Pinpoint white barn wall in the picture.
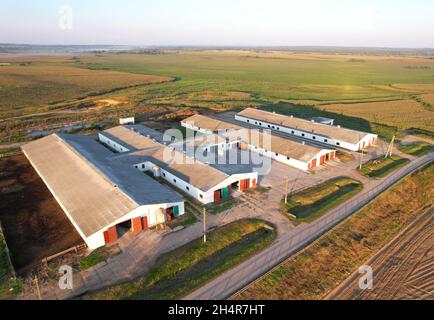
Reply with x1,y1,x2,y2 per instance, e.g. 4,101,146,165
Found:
98,133,130,153
86,201,185,249
235,114,377,152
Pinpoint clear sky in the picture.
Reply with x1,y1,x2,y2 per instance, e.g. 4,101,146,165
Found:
1,0,434,48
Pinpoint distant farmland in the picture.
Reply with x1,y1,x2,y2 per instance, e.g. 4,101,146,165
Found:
0,50,433,141
320,99,433,132
0,64,172,117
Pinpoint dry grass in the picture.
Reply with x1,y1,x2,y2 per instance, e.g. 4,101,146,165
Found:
320,99,434,131
176,50,434,63
0,65,172,117
236,163,434,300
390,84,434,92
419,93,434,105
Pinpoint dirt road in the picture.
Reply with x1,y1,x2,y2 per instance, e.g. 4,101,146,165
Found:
327,207,434,300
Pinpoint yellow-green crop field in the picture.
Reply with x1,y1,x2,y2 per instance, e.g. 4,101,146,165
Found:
0,50,433,143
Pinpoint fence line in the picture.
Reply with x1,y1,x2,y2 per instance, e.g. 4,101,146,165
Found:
190,152,434,300
0,221,17,279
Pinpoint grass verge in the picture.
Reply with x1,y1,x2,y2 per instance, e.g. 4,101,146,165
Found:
85,219,276,300
167,210,198,229
236,162,434,300
0,230,21,299
208,198,238,215
358,155,410,178
281,177,363,224
398,141,434,157
79,247,109,270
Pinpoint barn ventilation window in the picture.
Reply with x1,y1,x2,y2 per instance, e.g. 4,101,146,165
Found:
173,179,177,183
336,142,341,146
162,172,166,177
324,139,328,143
275,153,279,156
302,133,305,137
142,164,145,169
313,136,316,140
200,194,203,199
291,131,295,134
247,120,250,123
287,157,290,160
186,186,190,191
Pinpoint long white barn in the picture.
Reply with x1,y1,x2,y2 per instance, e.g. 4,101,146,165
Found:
22,134,184,250
99,126,258,204
235,108,378,152
181,114,336,171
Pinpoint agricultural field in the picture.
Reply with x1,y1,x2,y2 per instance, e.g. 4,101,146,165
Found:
398,141,434,157
236,163,434,300
281,177,363,223
319,99,433,132
0,50,433,144
0,63,172,118
328,208,433,300
85,219,276,300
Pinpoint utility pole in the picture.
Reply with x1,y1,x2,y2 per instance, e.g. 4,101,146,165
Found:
385,136,396,159
284,176,289,204
203,207,207,243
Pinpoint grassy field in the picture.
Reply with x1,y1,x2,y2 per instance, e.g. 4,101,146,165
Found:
236,163,434,300
398,141,434,157
281,177,363,223
85,219,276,300
319,99,433,132
1,51,433,144
0,63,172,118
358,155,410,178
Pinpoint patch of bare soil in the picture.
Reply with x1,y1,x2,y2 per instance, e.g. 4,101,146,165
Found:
328,208,433,300
0,154,82,274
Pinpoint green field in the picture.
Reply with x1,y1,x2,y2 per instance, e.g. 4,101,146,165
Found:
85,219,276,300
359,156,411,178
281,177,363,223
398,141,434,157
1,51,433,144
78,53,434,101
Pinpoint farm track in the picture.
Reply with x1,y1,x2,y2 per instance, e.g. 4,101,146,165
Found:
327,207,434,300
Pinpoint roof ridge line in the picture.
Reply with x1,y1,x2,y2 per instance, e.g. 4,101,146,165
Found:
55,134,140,207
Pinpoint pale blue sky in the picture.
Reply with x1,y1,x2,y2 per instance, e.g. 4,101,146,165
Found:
1,0,434,47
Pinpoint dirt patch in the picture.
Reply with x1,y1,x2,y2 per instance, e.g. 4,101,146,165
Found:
328,209,433,300
0,154,82,274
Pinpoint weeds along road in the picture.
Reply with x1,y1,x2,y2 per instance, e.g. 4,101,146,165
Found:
184,152,434,300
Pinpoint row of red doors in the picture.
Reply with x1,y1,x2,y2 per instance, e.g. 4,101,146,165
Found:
104,216,149,245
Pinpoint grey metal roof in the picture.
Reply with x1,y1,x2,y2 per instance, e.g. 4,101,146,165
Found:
22,134,182,238
238,108,374,144
182,114,243,132
100,126,231,192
